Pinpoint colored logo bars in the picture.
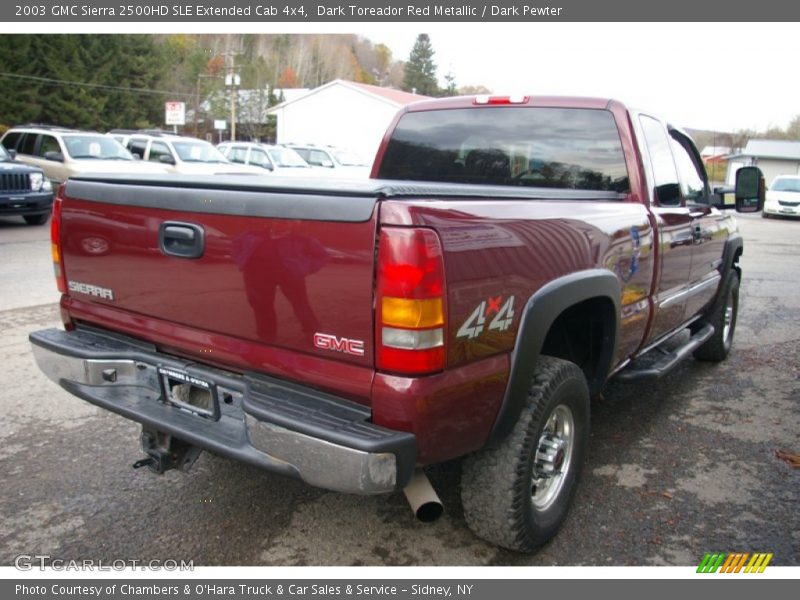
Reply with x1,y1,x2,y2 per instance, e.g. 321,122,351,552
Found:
697,552,773,573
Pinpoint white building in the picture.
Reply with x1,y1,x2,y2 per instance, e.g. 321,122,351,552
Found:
267,79,429,167
726,140,800,185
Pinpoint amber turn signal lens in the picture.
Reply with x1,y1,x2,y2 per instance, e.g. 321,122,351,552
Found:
381,297,443,329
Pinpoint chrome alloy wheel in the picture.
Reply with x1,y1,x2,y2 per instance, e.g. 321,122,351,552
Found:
722,293,735,342
531,404,575,510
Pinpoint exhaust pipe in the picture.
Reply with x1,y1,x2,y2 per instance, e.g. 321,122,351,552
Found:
403,469,444,522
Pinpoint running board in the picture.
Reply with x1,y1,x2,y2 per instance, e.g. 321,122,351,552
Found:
616,324,715,381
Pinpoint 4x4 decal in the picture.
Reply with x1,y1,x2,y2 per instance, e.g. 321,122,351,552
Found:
456,295,516,339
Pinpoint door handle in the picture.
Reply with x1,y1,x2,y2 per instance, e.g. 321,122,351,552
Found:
159,222,204,258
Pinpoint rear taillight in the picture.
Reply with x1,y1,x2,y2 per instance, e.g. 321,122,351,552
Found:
376,227,446,375
51,185,67,294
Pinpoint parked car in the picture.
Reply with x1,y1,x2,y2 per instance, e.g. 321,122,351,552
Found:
0,125,169,184
0,143,53,225
217,142,319,177
285,144,371,178
122,132,264,176
762,174,800,218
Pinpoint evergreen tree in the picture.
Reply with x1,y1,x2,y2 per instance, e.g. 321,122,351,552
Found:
0,36,41,127
402,34,438,96
0,35,170,131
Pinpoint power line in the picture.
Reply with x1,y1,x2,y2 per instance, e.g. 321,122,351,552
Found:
0,71,197,98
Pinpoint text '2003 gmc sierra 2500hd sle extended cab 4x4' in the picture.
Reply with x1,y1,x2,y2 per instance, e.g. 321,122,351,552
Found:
30,95,764,552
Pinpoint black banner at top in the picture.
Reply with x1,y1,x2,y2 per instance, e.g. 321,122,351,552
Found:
2,0,800,22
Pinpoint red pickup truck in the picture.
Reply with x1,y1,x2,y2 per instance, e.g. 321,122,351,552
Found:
30,95,763,552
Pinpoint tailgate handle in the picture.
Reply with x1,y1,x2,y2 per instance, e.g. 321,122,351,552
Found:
159,222,204,258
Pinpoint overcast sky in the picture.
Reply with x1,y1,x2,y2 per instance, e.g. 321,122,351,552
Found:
24,21,798,134
366,22,799,134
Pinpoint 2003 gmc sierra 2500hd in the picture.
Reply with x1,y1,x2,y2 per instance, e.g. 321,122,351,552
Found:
30,95,764,552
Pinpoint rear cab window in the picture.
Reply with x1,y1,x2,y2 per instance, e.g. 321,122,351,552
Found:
377,107,630,193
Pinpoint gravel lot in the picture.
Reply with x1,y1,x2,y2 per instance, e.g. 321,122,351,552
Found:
0,212,797,566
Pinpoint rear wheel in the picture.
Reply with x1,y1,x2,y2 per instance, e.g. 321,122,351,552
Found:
461,356,590,552
23,214,49,225
693,270,739,362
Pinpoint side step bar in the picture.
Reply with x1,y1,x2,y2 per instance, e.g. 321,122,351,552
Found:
616,324,715,381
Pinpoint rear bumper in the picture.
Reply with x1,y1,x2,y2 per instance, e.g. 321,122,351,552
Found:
29,326,416,494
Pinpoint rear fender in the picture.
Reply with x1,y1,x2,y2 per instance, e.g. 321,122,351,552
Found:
488,269,620,443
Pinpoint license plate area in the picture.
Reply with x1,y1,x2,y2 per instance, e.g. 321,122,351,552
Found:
158,367,218,420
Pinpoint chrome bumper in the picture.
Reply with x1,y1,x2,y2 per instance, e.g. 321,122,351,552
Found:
30,327,415,494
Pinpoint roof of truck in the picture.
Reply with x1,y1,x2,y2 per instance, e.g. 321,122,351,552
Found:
405,95,616,112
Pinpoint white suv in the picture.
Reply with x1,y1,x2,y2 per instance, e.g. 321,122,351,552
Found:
217,142,319,177
123,132,264,176
285,144,371,178
1,125,169,184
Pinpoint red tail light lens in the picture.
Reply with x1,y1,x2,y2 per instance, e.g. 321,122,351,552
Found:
376,227,446,375
473,95,529,105
51,185,67,294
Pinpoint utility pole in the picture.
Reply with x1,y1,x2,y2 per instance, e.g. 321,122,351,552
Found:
227,72,239,141
221,45,242,142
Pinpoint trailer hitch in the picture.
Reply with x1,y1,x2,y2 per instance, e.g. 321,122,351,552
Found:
133,429,202,474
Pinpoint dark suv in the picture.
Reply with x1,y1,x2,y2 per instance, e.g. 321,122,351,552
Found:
0,143,53,225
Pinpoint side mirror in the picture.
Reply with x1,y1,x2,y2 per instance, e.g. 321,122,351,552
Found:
262,163,274,171
734,166,765,213
320,159,334,168
7,149,17,160
44,151,64,162
158,154,176,165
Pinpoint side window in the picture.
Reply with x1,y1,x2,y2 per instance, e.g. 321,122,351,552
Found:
228,146,248,164
2,131,21,150
292,148,310,162
148,141,171,163
639,116,681,206
127,138,147,159
249,148,271,168
38,135,61,157
308,150,332,167
19,133,38,156
669,135,706,203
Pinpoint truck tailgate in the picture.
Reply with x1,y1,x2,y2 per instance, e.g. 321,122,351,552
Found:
59,176,380,381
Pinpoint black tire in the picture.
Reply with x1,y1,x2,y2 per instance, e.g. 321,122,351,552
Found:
461,356,590,552
23,214,49,225
693,270,739,362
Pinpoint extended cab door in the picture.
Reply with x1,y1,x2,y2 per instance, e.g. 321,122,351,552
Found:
637,114,694,343
668,130,727,320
